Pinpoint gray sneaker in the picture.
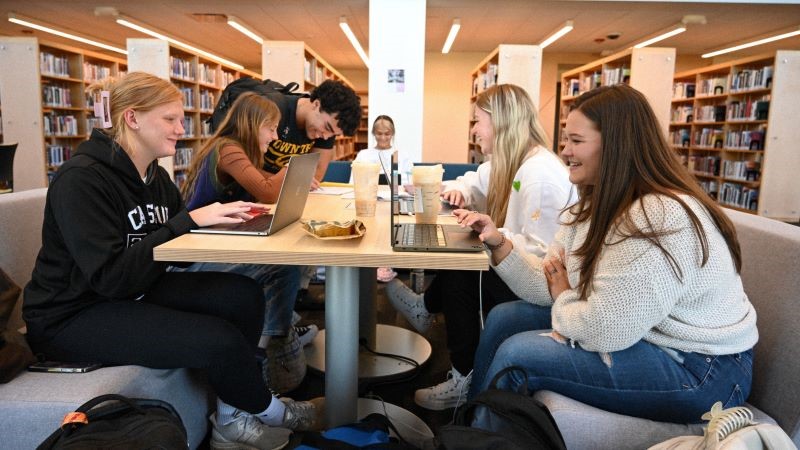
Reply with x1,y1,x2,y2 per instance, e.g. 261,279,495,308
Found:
210,411,291,450
385,279,433,333
279,397,316,431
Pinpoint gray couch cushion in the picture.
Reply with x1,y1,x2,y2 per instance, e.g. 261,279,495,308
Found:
0,365,213,449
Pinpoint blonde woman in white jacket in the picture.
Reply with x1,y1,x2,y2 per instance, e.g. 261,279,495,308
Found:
385,84,575,410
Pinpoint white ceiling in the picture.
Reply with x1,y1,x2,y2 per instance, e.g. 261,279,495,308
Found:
1,1,799,73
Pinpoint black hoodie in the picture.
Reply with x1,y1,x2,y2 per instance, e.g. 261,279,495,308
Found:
23,130,196,344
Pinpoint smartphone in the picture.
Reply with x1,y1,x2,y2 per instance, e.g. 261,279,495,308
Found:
28,361,102,373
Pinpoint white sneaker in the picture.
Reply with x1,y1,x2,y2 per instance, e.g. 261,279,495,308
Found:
279,397,316,431
294,325,318,347
384,279,433,333
210,411,291,450
414,368,472,411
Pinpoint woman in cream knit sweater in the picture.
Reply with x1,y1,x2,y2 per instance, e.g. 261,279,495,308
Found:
456,84,758,423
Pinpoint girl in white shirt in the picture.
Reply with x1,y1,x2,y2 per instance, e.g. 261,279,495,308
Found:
385,84,575,410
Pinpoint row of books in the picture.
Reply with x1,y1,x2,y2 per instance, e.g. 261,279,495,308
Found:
671,105,693,123
201,121,213,138
697,76,728,97
730,66,773,92
199,89,216,112
695,105,726,122
43,114,79,136
304,58,330,87
40,52,71,77
170,56,195,81
727,96,770,121
198,63,217,85
725,130,765,150
603,67,630,87
42,85,73,107
182,116,195,138
688,155,720,176
83,62,112,82
719,182,758,211
46,144,72,167
694,128,725,148
672,82,696,99
179,87,195,109
473,63,499,96
722,159,760,181
174,147,194,171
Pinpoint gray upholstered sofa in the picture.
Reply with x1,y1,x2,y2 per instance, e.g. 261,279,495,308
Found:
536,208,800,449
0,188,214,449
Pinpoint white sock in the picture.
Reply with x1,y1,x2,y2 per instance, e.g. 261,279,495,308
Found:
256,395,286,426
258,335,270,349
216,399,239,426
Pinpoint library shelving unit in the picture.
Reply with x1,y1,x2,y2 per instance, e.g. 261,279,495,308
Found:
558,47,676,156
127,38,260,187
670,50,800,221
469,44,543,164
0,37,127,190
355,90,369,154
262,41,356,161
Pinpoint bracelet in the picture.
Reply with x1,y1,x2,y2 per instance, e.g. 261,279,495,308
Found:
485,234,506,251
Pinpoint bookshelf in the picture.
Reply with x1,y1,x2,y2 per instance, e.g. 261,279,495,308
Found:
558,47,676,155
0,37,127,190
262,41,357,161
670,51,800,221
127,39,260,187
355,90,369,154
469,44,543,164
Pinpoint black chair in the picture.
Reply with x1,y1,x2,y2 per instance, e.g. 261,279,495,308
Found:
0,143,18,194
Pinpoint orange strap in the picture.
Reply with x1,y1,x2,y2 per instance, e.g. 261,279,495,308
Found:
60,412,88,429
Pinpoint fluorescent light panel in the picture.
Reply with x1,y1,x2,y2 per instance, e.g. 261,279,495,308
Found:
339,16,369,68
442,19,461,54
116,15,244,69
227,16,263,45
539,20,574,49
702,26,800,58
633,24,686,49
8,13,127,55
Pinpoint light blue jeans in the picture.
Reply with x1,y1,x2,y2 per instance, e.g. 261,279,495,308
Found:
170,262,300,336
470,300,754,424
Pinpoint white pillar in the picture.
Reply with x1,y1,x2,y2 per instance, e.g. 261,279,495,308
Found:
369,0,426,167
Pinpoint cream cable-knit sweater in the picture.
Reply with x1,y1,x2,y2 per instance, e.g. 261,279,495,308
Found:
493,194,758,355
443,147,576,257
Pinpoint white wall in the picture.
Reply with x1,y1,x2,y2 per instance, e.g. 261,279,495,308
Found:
369,0,426,165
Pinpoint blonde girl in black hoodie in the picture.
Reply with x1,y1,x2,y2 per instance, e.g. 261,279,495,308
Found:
23,72,313,450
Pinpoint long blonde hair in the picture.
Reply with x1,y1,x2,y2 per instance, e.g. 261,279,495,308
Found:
476,84,550,227
85,72,182,156
181,92,280,201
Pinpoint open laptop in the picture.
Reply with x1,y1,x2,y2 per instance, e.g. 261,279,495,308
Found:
190,152,320,236
388,169,484,253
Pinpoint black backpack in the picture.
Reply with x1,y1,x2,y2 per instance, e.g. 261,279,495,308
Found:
37,394,188,449
425,367,566,450
207,78,303,132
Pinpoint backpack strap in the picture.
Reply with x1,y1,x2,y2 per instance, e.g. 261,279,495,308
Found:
488,365,530,396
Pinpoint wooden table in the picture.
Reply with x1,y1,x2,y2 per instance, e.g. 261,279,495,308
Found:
154,192,488,427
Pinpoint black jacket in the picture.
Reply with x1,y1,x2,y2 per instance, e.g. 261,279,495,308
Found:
23,130,196,343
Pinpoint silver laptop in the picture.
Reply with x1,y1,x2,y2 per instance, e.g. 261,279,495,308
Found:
190,152,320,236
389,170,484,253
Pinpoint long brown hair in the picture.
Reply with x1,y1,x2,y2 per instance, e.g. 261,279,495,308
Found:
181,92,280,200
475,84,550,227
566,84,741,299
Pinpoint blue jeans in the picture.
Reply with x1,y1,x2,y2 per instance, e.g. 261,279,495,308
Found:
470,301,754,424
170,262,300,336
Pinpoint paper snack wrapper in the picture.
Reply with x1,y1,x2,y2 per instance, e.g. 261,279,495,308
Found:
301,220,366,240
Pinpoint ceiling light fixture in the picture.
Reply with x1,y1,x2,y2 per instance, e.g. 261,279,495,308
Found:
8,12,127,55
633,23,686,49
539,20,574,49
702,26,800,58
116,14,244,69
441,18,461,54
227,15,263,45
339,16,369,68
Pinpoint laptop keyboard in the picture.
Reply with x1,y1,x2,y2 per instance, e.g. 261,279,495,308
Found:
232,214,274,231
401,224,446,247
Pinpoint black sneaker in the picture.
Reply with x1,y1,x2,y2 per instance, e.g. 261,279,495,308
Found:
295,288,325,311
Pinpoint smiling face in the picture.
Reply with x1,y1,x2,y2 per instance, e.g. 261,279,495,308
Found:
373,119,394,149
470,106,494,155
305,99,343,140
258,120,279,152
130,100,185,161
562,109,602,186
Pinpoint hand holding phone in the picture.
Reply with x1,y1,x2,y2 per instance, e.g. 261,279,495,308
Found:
28,361,102,373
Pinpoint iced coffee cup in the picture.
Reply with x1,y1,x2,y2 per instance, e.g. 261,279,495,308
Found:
411,164,444,224
351,161,381,217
